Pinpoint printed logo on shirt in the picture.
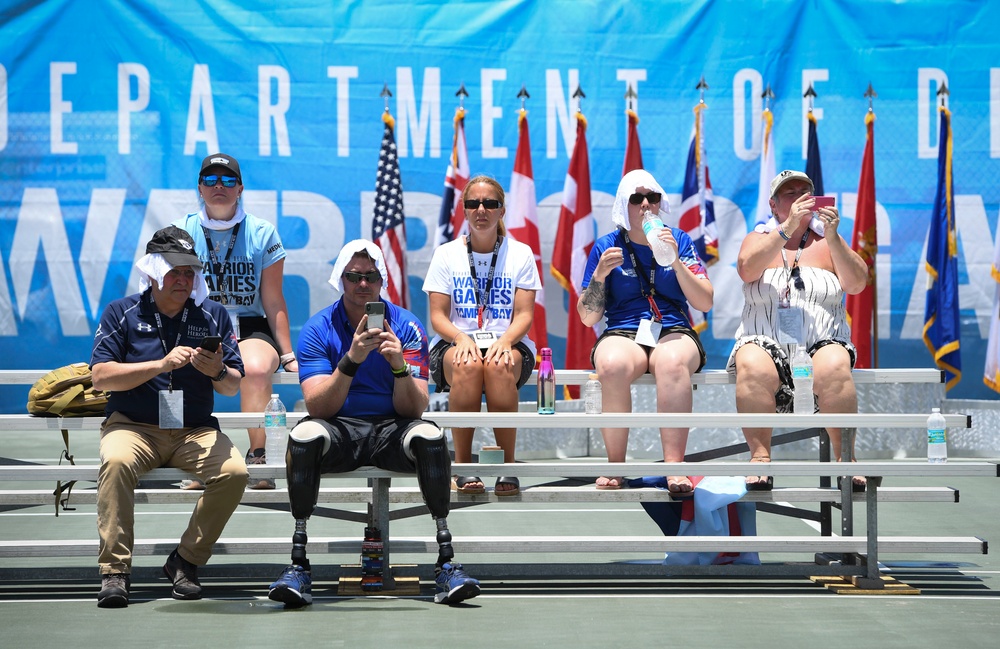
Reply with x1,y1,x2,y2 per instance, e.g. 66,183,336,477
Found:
136,322,153,333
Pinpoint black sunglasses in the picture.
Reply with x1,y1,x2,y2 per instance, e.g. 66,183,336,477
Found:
464,198,503,210
628,191,662,205
343,270,382,284
790,266,806,291
200,175,239,188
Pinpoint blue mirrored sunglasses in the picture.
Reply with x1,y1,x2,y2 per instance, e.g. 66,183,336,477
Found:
200,175,239,188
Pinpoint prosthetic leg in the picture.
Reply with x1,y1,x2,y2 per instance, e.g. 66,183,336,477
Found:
285,434,327,570
405,425,454,566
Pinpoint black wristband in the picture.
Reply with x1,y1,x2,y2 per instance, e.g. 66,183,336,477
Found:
211,366,228,382
391,364,410,378
338,355,360,377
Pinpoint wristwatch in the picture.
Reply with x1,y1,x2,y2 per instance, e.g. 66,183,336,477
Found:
391,364,410,379
211,366,228,382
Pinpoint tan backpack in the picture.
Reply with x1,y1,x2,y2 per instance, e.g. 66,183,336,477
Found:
26,362,108,417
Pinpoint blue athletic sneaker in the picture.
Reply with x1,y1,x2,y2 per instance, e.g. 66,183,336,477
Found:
268,564,313,607
434,562,481,604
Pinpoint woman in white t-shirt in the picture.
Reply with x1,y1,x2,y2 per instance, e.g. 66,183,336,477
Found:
423,176,542,497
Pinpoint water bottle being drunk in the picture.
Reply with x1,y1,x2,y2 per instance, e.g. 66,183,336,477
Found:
641,210,677,266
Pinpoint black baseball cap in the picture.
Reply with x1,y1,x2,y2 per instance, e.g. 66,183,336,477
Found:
145,226,203,270
199,153,242,182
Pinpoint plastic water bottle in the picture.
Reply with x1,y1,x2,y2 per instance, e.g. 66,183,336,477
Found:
791,345,814,414
584,373,602,414
360,526,384,592
537,348,555,414
264,393,287,466
927,407,948,464
641,210,677,266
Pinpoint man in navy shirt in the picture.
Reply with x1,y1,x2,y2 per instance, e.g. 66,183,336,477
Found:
91,226,247,608
267,239,480,607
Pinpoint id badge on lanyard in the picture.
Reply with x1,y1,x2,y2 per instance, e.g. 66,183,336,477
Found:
159,389,184,428
635,294,663,348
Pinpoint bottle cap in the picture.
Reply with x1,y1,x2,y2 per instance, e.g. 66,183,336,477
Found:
271,393,279,399
589,373,599,380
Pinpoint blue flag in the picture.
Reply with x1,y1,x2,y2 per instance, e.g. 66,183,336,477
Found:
805,112,825,195
923,106,961,390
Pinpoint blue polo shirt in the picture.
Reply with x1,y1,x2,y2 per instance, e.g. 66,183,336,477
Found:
91,290,244,428
296,298,429,418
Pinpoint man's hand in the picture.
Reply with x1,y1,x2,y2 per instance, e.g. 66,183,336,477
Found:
191,344,224,378
160,346,195,373
349,314,384,363
376,326,406,370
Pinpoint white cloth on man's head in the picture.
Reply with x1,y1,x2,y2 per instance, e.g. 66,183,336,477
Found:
610,169,670,231
754,215,826,238
198,205,247,231
136,253,210,306
327,239,389,296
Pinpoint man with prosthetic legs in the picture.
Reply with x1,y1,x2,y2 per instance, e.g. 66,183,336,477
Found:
268,240,480,606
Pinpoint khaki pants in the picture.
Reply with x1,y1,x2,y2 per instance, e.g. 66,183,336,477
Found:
97,412,248,574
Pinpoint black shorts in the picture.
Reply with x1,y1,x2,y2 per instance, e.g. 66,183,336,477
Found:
296,416,439,473
591,325,707,372
237,315,279,354
429,339,536,392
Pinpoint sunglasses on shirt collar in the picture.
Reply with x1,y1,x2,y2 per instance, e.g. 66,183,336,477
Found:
343,270,383,284
628,191,662,205
200,175,239,188
790,266,806,291
464,198,503,210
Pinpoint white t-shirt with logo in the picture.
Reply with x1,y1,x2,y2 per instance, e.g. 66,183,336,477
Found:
423,236,542,355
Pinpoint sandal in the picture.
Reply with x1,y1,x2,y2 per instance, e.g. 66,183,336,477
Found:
746,455,774,491
494,476,520,497
595,476,625,491
837,475,867,493
453,476,485,495
666,476,694,499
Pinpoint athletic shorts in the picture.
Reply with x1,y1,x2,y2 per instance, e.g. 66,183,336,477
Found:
590,325,707,372
294,415,441,473
429,339,535,392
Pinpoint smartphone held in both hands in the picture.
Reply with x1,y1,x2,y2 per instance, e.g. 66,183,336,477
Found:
365,301,385,330
812,195,835,209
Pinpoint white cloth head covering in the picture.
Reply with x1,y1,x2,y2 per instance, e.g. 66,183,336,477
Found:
610,169,669,231
327,239,389,295
136,253,211,306
198,204,247,231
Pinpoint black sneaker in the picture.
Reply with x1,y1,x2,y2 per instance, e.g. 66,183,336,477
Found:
163,548,202,600
97,573,130,608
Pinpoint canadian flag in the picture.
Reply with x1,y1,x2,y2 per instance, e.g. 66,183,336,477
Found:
506,110,548,354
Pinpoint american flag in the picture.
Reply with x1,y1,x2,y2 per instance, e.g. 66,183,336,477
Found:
372,111,409,308
436,107,470,246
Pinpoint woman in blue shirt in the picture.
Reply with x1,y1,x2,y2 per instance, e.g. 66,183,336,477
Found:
577,170,714,495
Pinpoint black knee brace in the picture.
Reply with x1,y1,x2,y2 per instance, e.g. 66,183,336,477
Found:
286,436,325,520
408,435,452,519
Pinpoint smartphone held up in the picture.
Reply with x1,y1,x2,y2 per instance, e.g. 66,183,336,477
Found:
365,302,385,330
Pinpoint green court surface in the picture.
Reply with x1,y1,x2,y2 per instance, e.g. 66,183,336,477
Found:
1,431,998,649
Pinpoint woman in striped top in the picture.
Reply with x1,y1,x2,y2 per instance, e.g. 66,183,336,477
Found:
727,170,868,491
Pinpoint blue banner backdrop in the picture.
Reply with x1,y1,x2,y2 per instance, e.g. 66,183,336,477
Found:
1,0,998,411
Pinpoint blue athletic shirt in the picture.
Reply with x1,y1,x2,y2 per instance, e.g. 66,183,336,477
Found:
174,212,285,318
296,298,430,418
581,228,708,331
90,290,244,428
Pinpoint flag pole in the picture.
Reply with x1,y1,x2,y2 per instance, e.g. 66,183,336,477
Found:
865,82,879,368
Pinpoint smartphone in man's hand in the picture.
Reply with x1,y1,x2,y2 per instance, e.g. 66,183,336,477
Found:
365,302,385,330
200,335,222,352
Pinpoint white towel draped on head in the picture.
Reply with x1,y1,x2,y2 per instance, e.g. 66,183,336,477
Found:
327,239,389,297
136,253,211,306
610,169,669,231
198,205,247,231
754,215,826,239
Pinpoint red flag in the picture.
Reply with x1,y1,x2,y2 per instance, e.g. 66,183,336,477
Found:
846,112,877,368
435,107,469,246
506,110,548,354
622,109,643,176
552,112,596,396
372,111,409,307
